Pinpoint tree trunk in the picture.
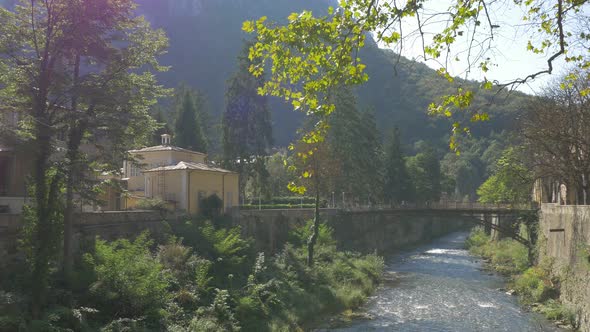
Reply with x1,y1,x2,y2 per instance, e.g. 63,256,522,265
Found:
63,132,83,287
30,54,56,317
63,53,81,289
307,176,320,267
582,173,588,205
30,106,56,318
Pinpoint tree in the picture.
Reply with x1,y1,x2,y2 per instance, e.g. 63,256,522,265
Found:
324,89,382,204
289,136,335,266
356,107,383,203
174,90,208,153
325,88,362,198
477,147,533,204
406,144,441,203
152,108,172,146
383,127,412,204
522,70,590,204
0,0,168,314
222,42,273,200
265,151,296,198
244,0,590,151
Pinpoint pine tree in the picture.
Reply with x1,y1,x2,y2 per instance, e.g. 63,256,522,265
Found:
223,42,273,198
152,108,172,146
407,143,441,203
174,90,208,153
358,108,383,202
383,127,412,204
327,87,362,197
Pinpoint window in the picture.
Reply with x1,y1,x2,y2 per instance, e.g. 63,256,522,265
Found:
0,156,10,196
130,163,141,177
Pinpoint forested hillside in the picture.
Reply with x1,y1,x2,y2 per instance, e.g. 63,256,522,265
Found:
131,0,530,148
0,0,528,146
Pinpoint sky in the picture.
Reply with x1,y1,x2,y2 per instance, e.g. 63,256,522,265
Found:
375,0,577,95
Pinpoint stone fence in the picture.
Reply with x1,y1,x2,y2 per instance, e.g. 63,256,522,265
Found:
0,210,171,264
540,203,590,331
236,208,470,253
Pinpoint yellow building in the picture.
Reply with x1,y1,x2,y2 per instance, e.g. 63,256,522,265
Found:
123,134,239,214
0,110,33,213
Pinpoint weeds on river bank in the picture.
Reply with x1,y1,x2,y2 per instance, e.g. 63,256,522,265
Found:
465,227,578,329
0,218,384,331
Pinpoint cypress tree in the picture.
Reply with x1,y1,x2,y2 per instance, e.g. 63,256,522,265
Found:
223,42,273,198
383,127,413,204
174,90,208,153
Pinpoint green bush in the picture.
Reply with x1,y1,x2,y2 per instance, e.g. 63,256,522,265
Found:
465,227,530,275
535,299,577,326
288,220,337,248
86,232,171,324
136,198,168,212
514,266,555,304
246,196,316,205
3,214,384,332
172,220,254,290
465,227,489,250
200,194,223,219
240,203,316,210
490,239,530,274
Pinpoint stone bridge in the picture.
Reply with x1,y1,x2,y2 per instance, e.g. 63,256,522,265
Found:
0,202,534,261
237,202,535,252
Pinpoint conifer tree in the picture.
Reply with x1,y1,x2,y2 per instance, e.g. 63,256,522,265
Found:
223,42,273,199
383,127,412,204
358,108,383,202
174,90,208,153
152,108,172,146
407,143,441,203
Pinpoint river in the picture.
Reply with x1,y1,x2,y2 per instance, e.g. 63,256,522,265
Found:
327,231,563,332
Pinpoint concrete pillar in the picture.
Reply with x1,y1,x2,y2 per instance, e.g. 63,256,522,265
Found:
491,214,504,241
181,170,188,211
483,213,492,235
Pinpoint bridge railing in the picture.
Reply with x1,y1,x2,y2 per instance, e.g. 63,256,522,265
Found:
342,201,538,212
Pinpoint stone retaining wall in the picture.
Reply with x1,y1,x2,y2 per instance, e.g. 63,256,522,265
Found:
237,209,469,253
0,211,172,267
540,204,590,331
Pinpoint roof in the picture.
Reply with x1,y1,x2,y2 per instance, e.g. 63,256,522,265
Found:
143,161,236,174
129,145,206,156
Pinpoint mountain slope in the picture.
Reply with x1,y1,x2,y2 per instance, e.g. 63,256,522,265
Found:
135,0,529,149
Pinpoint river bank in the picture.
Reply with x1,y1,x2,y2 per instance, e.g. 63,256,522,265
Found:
323,231,562,331
465,227,579,331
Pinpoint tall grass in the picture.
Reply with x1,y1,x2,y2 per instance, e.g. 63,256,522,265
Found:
465,227,578,328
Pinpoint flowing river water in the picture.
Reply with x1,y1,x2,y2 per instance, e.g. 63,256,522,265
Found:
327,231,563,332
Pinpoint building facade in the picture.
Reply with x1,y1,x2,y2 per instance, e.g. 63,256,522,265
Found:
0,110,32,213
123,134,239,214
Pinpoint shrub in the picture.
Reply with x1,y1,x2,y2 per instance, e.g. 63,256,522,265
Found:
187,289,240,332
490,239,530,274
136,198,168,212
172,220,254,290
288,220,337,248
86,232,171,324
200,195,223,219
514,266,555,304
465,227,489,250
240,204,316,210
535,299,577,326
246,196,316,205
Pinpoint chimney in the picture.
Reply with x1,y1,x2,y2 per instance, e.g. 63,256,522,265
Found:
161,134,171,145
